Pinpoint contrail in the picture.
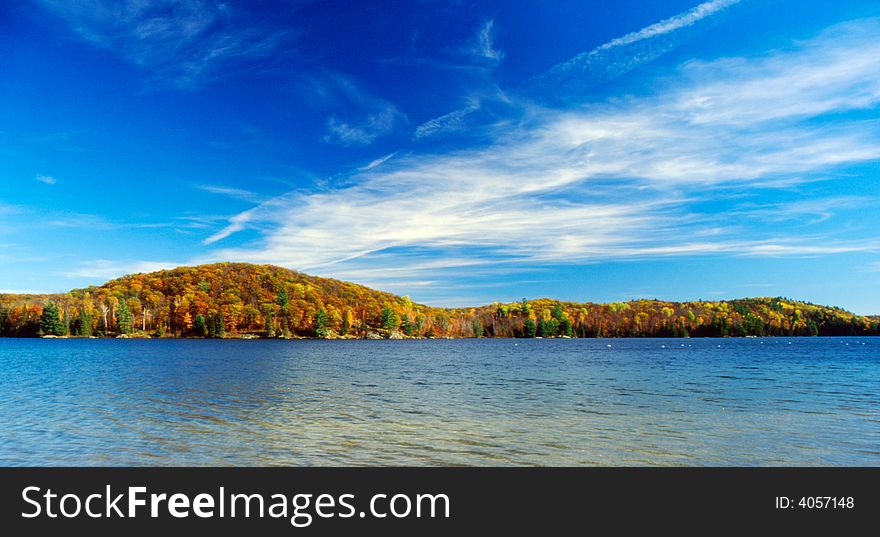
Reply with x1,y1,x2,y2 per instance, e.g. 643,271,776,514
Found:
414,0,743,138
518,0,742,101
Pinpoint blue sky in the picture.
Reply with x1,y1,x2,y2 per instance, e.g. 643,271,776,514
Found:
1,0,879,313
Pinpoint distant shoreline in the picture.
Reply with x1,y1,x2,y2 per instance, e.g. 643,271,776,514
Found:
3,263,879,339
7,333,877,341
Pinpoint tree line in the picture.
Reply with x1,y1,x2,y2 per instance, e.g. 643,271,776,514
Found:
1,263,878,338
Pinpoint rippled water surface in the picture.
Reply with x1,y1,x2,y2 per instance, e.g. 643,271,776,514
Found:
1,338,878,466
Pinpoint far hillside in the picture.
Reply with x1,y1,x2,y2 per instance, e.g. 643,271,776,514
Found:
1,263,877,339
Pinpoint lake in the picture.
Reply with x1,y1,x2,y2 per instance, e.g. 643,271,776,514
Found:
0,337,877,466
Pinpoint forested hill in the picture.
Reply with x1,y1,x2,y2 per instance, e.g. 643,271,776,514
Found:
1,262,878,338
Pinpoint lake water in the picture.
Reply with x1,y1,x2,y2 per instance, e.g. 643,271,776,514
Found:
0,338,877,466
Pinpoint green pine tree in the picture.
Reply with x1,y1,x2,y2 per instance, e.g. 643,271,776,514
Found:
263,309,275,338
77,310,93,337
551,303,565,322
401,317,418,336
314,308,330,338
538,318,558,338
523,318,537,338
472,319,484,338
559,318,573,337
277,287,291,338
39,303,65,336
340,312,350,336
216,313,226,338
380,306,399,331
116,300,133,334
194,314,207,337
277,287,289,309
206,315,216,338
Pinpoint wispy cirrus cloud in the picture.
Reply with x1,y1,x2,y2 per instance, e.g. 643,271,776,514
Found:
414,0,741,141
725,196,872,225
60,259,180,280
0,289,50,295
411,16,511,141
413,99,481,140
520,0,743,101
202,17,880,291
324,105,404,146
301,72,406,146
203,207,259,244
359,153,398,171
197,184,265,204
472,18,504,62
35,174,57,185
37,0,294,88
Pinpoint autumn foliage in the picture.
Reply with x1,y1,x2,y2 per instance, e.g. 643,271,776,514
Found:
0,262,877,338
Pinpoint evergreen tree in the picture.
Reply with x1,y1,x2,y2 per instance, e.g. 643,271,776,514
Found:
340,311,350,336
380,306,399,331
472,319,484,338
76,310,92,337
551,303,572,336
538,318,558,338
278,287,290,338
314,308,330,338
215,313,226,338
559,317,573,337
263,309,275,338
401,317,418,336
194,314,207,337
0,308,9,337
116,300,133,334
277,287,289,309
39,303,65,336
523,318,537,338
207,315,217,338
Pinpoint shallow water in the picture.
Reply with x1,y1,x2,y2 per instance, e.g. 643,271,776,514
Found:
0,337,877,466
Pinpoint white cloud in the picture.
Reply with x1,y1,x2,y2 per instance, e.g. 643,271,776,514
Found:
35,174,56,185
413,100,480,140
359,153,398,171
61,260,180,280
416,0,738,141
203,208,256,244
308,73,407,146
726,196,871,225
672,21,880,126
197,184,264,203
37,0,292,88
202,18,880,286
324,104,404,146
0,289,48,295
520,0,742,100
606,0,741,49
473,19,504,62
